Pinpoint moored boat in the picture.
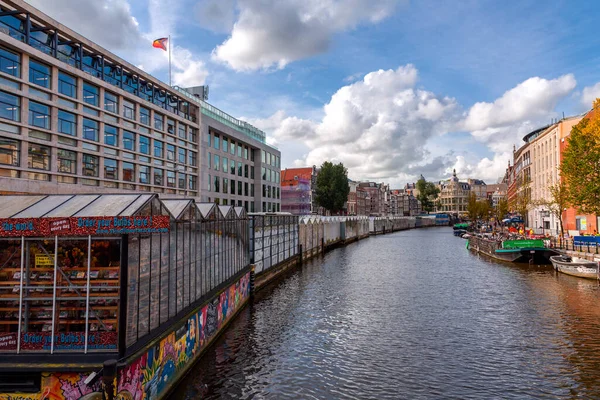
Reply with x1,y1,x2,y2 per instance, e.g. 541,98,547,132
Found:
550,255,599,279
468,236,560,264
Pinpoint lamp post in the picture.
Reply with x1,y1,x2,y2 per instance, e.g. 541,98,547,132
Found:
541,209,545,236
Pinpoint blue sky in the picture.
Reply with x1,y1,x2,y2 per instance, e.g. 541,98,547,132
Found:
29,0,600,187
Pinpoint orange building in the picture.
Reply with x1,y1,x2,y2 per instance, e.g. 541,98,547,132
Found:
559,109,598,235
281,167,317,215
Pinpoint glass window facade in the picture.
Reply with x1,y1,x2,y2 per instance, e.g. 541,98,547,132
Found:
28,143,50,170
123,100,134,119
0,90,19,121
57,109,76,136
154,168,163,185
83,82,99,106
83,118,99,142
28,101,50,129
0,46,20,77
104,158,117,179
29,59,50,88
104,124,118,146
139,165,150,184
166,144,175,161
140,107,150,126
104,91,118,113
58,71,76,98
0,138,19,168
139,135,150,154
123,162,134,181
82,154,99,177
154,140,164,158
123,131,135,151
57,149,76,174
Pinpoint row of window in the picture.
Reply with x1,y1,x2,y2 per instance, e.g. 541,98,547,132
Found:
0,26,197,121
261,167,280,184
0,90,198,167
262,202,281,213
261,149,280,169
262,184,281,200
210,198,255,212
208,131,254,161
0,138,197,190
208,175,255,197
207,152,253,178
0,46,198,142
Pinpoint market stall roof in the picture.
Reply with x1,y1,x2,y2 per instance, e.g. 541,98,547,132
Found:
161,199,194,220
234,206,246,218
196,203,216,219
219,205,235,219
0,195,47,217
0,194,157,218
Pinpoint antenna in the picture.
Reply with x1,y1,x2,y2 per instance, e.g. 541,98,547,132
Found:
562,111,565,119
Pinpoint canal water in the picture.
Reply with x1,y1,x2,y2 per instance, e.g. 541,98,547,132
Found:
169,227,600,399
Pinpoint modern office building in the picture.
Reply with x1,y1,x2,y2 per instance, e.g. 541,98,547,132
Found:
0,0,280,212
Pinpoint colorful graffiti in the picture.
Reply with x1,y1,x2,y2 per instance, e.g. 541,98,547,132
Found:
0,272,250,400
0,372,102,400
116,272,250,400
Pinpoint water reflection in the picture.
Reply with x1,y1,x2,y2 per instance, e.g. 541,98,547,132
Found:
170,227,600,399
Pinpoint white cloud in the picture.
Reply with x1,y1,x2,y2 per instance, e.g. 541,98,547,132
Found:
212,0,399,71
453,74,578,183
581,82,600,109
195,0,237,33
448,153,511,183
249,65,459,187
462,74,576,131
26,0,209,87
26,0,141,50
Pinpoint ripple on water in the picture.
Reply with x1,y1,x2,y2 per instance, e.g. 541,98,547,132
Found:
170,227,600,400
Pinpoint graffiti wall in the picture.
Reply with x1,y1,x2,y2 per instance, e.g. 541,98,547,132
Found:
116,271,250,400
0,372,102,400
0,272,250,400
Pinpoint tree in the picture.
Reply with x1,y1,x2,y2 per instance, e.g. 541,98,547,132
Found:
416,177,440,213
494,198,509,222
533,180,570,239
314,161,350,214
561,99,600,216
477,199,490,220
467,192,478,220
514,187,531,227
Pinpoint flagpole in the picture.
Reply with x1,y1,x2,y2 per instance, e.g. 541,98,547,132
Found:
168,34,172,86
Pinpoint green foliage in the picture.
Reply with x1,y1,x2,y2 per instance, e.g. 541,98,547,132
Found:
561,108,600,216
494,198,509,221
314,161,350,214
416,177,440,212
467,192,478,220
533,180,570,238
467,192,492,220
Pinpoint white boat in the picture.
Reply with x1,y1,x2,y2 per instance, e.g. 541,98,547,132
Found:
550,255,599,280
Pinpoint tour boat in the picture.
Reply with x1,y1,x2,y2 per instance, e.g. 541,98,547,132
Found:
550,255,599,280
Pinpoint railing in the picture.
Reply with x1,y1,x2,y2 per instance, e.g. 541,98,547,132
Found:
172,85,269,145
550,236,600,255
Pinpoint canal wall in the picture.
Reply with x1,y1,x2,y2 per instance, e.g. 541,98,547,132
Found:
251,215,436,292
115,271,251,400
